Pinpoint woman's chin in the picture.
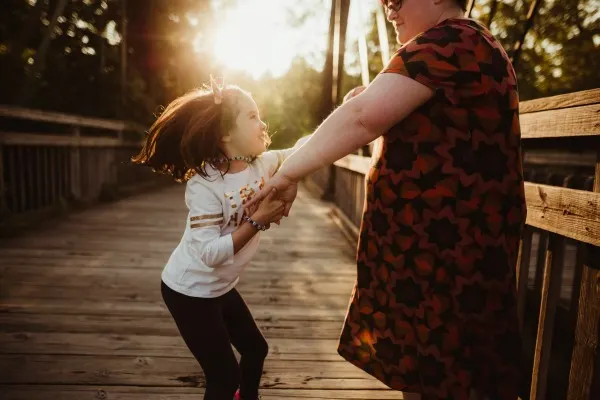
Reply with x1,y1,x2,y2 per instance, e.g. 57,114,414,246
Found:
396,31,402,44
396,32,406,45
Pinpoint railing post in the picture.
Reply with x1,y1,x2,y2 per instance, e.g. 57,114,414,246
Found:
0,143,6,215
70,126,82,200
567,148,600,400
517,228,534,331
530,234,565,400
323,165,337,202
321,0,349,203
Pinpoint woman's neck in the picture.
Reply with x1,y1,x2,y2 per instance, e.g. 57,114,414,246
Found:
435,6,468,26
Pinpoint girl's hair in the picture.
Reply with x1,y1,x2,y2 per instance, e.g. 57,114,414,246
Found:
132,84,249,181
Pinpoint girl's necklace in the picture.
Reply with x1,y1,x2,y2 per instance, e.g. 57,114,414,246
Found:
207,155,255,164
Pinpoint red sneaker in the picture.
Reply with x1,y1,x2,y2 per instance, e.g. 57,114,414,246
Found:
234,390,261,400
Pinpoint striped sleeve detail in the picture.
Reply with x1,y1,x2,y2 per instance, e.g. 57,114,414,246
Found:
190,220,222,229
190,213,223,222
190,213,223,229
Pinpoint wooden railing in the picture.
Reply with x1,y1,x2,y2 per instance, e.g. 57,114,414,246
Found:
306,88,600,400
0,105,169,233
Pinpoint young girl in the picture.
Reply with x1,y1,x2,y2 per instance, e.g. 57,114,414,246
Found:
132,80,309,400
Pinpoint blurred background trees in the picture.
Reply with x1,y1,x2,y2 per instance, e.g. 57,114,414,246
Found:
1,0,598,148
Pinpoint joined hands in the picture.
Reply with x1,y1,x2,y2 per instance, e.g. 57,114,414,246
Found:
247,85,366,223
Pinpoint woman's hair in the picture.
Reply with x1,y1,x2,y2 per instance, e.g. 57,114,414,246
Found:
131,84,249,181
455,0,468,10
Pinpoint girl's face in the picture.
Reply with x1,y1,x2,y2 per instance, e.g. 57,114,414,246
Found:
222,92,269,157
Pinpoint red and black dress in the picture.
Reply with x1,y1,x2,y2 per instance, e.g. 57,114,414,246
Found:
337,18,526,400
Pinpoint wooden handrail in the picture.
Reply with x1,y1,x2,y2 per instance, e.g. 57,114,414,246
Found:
520,103,600,139
518,89,600,139
524,183,600,246
519,88,600,114
0,132,142,147
0,107,157,220
0,105,145,133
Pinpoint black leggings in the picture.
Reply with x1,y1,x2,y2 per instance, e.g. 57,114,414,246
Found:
161,281,268,400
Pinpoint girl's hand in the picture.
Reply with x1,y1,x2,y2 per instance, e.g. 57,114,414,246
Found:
244,201,260,219
246,172,298,218
252,188,285,226
246,199,282,226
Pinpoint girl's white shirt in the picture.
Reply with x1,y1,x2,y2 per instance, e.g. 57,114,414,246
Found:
161,141,306,298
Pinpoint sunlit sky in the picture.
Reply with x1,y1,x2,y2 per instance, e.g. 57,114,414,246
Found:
198,0,600,80
206,0,380,79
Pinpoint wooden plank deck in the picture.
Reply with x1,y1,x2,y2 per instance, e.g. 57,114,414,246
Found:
0,184,399,399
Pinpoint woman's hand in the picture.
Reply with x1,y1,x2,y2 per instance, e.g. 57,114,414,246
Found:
251,188,286,226
246,172,298,218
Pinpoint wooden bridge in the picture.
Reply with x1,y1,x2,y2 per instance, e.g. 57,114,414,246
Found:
0,182,401,399
1,89,600,399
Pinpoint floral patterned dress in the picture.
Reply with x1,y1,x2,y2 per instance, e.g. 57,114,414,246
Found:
337,18,526,400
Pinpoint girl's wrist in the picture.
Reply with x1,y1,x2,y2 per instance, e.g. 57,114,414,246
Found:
245,214,269,231
250,211,270,226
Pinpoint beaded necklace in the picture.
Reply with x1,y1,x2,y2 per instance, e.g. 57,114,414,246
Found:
206,155,255,164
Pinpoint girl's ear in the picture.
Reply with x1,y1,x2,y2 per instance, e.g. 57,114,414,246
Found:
222,124,236,143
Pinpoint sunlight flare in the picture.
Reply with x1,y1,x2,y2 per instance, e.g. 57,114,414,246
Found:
210,1,298,78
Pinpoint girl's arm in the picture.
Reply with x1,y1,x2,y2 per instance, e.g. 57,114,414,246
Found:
187,181,284,263
186,184,234,267
232,189,283,252
186,181,259,266
230,218,262,253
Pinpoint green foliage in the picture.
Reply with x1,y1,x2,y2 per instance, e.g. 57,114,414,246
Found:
0,0,598,149
1,0,124,115
222,58,325,149
349,0,600,101
509,0,600,99
0,0,215,123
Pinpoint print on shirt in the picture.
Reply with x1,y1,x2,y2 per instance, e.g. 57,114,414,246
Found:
224,176,266,227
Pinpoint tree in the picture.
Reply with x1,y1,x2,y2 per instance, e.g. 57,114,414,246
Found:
318,0,350,122
0,0,218,122
18,0,69,105
349,0,600,101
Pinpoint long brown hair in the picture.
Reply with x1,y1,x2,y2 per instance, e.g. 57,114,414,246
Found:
131,85,248,181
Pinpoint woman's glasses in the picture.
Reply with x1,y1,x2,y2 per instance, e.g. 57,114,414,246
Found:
384,0,403,13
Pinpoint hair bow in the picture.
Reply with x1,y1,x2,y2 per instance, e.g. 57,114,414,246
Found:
210,75,224,105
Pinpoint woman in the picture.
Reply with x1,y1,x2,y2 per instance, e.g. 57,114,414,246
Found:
248,1,525,399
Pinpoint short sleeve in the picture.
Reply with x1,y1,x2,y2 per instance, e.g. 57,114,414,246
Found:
382,23,473,105
258,150,286,177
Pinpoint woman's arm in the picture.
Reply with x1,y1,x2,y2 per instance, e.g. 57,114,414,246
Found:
246,73,433,212
280,73,433,181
